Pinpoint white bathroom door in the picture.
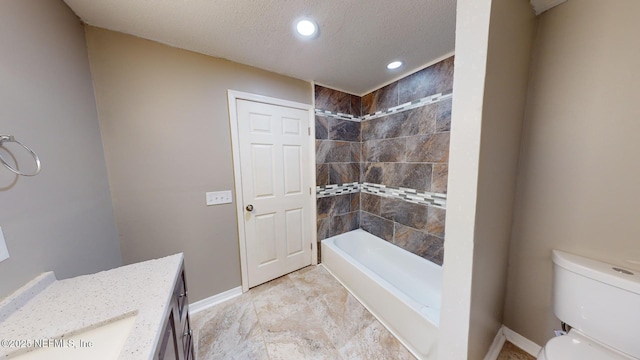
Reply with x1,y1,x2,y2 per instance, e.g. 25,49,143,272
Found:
236,98,312,288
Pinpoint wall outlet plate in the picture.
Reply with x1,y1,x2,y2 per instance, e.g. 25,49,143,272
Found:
206,190,233,206
0,226,10,262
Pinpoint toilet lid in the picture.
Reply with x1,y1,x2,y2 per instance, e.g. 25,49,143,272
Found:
543,332,634,360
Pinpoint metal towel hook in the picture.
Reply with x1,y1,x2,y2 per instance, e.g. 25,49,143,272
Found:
0,134,42,176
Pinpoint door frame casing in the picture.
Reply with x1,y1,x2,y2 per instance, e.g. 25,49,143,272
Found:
227,90,317,293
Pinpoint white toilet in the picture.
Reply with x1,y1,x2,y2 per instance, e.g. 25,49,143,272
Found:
538,250,640,359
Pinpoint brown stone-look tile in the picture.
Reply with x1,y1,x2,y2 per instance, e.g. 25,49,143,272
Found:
382,163,432,191
361,92,374,116
427,206,446,238
325,141,356,163
398,56,455,104
398,66,433,104
315,116,328,140
404,135,429,163
315,85,350,114
424,235,445,265
317,217,331,241
428,132,451,163
376,82,400,110
316,198,330,220
363,138,406,163
392,223,431,258
436,98,452,132
360,119,375,142
329,118,360,142
380,198,428,231
363,163,383,184
330,212,359,237
350,95,362,117
316,164,328,186
350,192,360,212
316,140,331,164
317,194,351,219
350,142,361,163
431,164,448,193
360,212,394,241
433,56,455,94
402,103,437,136
405,133,450,163
360,193,381,216
361,112,406,141
329,163,360,184
362,82,399,115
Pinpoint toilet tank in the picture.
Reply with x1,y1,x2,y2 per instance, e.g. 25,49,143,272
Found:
552,250,640,358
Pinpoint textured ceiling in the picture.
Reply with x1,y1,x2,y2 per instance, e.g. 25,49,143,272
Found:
63,0,457,95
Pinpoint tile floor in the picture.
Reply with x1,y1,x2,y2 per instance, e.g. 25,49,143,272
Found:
191,265,534,360
191,265,415,359
497,341,536,360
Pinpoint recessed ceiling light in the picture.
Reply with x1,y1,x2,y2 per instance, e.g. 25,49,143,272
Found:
387,61,403,70
295,19,318,38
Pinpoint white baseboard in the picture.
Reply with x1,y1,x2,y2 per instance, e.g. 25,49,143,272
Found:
189,286,242,315
503,326,541,357
484,325,541,360
484,326,507,360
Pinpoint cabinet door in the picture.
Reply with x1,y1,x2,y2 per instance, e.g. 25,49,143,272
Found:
155,265,195,360
181,315,193,358
177,272,188,321
157,312,179,360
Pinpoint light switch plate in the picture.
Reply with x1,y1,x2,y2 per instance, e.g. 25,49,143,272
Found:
206,190,233,206
0,226,9,263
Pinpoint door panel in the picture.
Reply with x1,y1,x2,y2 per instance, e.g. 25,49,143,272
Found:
249,112,273,133
255,212,277,265
285,208,304,256
282,116,301,135
283,145,302,195
251,144,275,198
237,99,312,288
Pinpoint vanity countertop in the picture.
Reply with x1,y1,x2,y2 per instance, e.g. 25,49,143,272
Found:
0,253,183,359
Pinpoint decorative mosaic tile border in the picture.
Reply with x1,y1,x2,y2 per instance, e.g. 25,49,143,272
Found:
314,91,453,123
313,110,360,122
361,182,446,209
316,182,361,198
361,91,453,121
315,182,447,208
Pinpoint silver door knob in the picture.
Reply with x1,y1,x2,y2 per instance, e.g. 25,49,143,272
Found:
246,204,254,212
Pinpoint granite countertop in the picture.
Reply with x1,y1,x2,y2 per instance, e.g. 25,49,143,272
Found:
0,253,184,359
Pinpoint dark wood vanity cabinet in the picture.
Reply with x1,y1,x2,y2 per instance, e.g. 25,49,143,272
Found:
156,264,195,360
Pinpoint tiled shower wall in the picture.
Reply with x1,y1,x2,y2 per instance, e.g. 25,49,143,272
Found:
315,56,454,265
315,87,362,260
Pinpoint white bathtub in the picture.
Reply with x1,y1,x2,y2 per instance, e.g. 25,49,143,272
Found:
321,229,441,360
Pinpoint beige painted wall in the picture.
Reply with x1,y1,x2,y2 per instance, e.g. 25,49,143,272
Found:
468,0,536,357
504,0,640,346
85,27,312,302
439,0,535,358
0,1,121,298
